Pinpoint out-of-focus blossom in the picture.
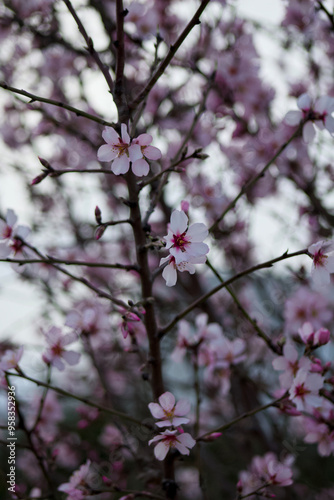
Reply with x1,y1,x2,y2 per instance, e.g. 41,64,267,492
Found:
298,322,330,347
285,93,334,142
0,346,24,375
58,460,91,499
308,240,334,286
148,429,196,461
284,286,332,332
148,391,191,428
289,369,324,411
273,342,310,389
42,327,80,371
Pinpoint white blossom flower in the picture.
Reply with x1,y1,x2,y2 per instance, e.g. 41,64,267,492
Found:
289,369,324,411
149,429,196,461
148,391,191,428
285,93,334,142
97,124,142,175
308,240,334,286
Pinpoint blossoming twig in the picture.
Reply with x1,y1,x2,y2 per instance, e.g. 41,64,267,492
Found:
0,82,114,126
159,248,308,338
130,0,211,110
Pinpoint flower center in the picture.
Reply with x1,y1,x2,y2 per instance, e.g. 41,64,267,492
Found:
172,232,189,250
313,250,327,268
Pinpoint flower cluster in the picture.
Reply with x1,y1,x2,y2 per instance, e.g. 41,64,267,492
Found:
58,460,92,500
284,93,334,142
148,391,196,460
237,452,294,497
97,123,161,176
160,209,209,286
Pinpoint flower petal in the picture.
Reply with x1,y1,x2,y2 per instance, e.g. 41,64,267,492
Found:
143,145,162,160
158,391,175,411
132,158,149,177
170,210,188,234
112,155,130,175
98,144,117,162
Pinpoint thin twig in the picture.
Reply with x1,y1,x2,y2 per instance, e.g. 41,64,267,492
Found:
8,371,152,428
63,0,114,95
206,260,281,354
130,0,211,110
0,82,113,126
209,125,303,232
197,394,287,441
159,249,309,338
0,257,138,271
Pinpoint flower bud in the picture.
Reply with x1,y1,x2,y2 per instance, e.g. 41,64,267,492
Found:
95,225,106,240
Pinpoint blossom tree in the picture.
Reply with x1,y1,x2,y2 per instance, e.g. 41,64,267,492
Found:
1,1,334,499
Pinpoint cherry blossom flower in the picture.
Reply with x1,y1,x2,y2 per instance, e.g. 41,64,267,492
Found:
0,346,24,375
148,391,191,428
272,342,311,390
303,419,334,457
285,93,334,142
160,254,207,287
131,133,161,176
163,210,209,265
42,326,81,371
0,209,30,258
58,460,91,499
308,240,334,286
148,429,196,461
289,369,324,411
97,124,142,175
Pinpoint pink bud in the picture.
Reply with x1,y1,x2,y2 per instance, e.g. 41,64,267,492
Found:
180,200,189,214
31,173,47,185
95,206,102,224
95,225,106,240
38,156,52,169
202,432,222,442
314,328,330,346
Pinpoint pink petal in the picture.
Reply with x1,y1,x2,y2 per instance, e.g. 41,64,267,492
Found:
174,399,191,416
303,122,316,143
148,402,165,419
312,266,330,287
284,110,302,126
297,93,312,110
112,155,130,175
162,262,177,286
131,158,149,177
102,127,119,145
154,441,169,460
135,133,152,146
187,223,208,242
128,143,142,162
324,115,334,133
62,350,81,365
143,145,162,160
6,209,17,227
174,441,190,455
98,144,118,162
121,123,130,144
178,432,196,449
171,416,190,426
186,242,209,257
158,391,175,411
0,244,11,257
170,210,188,234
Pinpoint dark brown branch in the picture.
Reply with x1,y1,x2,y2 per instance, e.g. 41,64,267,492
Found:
0,82,113,126
114,0,129,122
129,0,211,111
0,257,138,271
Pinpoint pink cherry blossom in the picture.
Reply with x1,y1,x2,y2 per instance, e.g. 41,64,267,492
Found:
285,93,334,142
0,209,30,258
131,133,161,176
148,391,191,428
97,124,142,175
272,342,311,389
148,429,196,461
160,253,207,287
163,209,209,265
289,369,324,411
0,346,24,374
303,419,334,457
42,326,81,371
308,240,334,286
58,460,91,499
